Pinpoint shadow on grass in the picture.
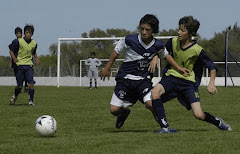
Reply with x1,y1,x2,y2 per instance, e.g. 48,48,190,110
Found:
109,129,150,133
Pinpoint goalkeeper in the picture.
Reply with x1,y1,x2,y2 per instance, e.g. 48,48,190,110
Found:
85,52,102,89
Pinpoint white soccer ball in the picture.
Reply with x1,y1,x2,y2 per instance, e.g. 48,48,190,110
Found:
35,115,57,137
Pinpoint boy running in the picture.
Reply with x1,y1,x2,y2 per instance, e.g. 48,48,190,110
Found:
151,16,232,133
9,24,40,106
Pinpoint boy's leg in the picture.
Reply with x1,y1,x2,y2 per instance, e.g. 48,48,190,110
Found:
151,83,177,133
110,92,131,129
191,102,232,131
89,79,92,89
24,80,28,93
25,66,35,106
10,67,24,105
94,78,97,88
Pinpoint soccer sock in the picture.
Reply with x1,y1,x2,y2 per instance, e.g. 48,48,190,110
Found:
203,112,220,127
14,87,22,96
25,81,28,88
95,79,97,87
90,79,92,87
29,88,35,102
152,99,169,128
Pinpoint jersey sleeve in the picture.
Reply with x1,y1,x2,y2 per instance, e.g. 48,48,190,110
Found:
96,59,102,66
114,37,127,54
32,44,37,55
165,38,173,54
198,49,216,71
85,58,90,65
158,47,169,59
8,39,19,53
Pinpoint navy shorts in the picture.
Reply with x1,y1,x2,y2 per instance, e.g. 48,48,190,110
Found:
114,78,152,104
160,75,200,110
15,65,35,87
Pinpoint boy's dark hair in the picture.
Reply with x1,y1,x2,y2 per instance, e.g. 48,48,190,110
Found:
15,27,22,34
91,52,96,55
179,16,200,36
24,24,34,35
139,14,159,33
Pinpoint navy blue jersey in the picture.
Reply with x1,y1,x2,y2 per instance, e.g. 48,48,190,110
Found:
115,34,167,80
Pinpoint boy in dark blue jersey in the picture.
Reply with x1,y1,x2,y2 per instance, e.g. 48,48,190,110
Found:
10,27,29,93
100,14,189,131
151,16,232,133
9,24,40,106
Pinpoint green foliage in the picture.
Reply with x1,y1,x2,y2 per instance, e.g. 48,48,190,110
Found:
0,86,240,153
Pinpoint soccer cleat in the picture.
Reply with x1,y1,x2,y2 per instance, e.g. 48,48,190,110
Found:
10,95,17,105
24,87,29,93
216,117,232,131
116,108,131,129
28,101,35,106
89,87,92,89
156,127,177,133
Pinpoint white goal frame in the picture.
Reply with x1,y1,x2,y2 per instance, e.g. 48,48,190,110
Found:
57,36,177,87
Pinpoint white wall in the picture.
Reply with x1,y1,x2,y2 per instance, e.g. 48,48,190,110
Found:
1,77,240,87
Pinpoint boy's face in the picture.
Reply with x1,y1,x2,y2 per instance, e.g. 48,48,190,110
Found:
178,24,190,41
15,32,22,38
140,24,153,42
91,54,95,58
24,30,33,40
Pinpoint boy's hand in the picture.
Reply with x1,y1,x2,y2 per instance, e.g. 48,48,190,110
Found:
148,55,159,73
178,67,190,76
13,57,19,63
207,82,218,95
100,67,111,81
35,58,40,64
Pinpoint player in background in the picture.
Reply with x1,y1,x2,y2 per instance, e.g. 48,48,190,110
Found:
10,27,29,93
100,14,189,132
9,24,40,106
151,16,232,133
85,52,102,89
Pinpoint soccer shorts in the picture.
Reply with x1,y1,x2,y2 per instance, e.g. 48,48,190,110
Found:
15,65,35,86
160,75,200,110
88,69,98,79
110,78,152,107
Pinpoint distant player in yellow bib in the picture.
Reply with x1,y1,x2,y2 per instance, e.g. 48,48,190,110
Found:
151,16,232,133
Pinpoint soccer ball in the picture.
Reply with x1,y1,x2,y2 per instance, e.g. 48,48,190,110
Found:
35,115,57,137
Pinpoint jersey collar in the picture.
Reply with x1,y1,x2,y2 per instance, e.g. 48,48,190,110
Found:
138,34,155,49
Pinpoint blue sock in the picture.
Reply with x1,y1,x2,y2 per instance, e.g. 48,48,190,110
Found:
29,89,35,102
152,99,169,128
15,87,22,96
90,79,92,87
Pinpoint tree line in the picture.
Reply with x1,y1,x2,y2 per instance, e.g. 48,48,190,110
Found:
0,23,240,77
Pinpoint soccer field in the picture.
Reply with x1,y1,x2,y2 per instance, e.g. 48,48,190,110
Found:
0,86,240,154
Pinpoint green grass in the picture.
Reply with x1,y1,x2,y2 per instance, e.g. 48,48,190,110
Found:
0,86,240,154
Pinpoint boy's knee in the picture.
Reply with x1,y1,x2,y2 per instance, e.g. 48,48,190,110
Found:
151,89,161,100
110,105,121,116
193,112,205,120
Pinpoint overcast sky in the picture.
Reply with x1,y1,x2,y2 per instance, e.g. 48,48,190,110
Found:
0,0,239,56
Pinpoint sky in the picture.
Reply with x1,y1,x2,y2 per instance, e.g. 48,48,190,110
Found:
0,0,239,56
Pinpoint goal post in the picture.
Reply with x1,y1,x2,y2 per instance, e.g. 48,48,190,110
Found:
57,36,177,87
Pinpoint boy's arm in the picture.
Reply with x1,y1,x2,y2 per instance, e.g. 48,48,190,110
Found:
9,50,18,63
34,53,40,64
207,69,217,95
165,54,190,76
100,50,118,81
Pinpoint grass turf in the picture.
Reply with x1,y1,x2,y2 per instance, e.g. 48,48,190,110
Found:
0,86,240,154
